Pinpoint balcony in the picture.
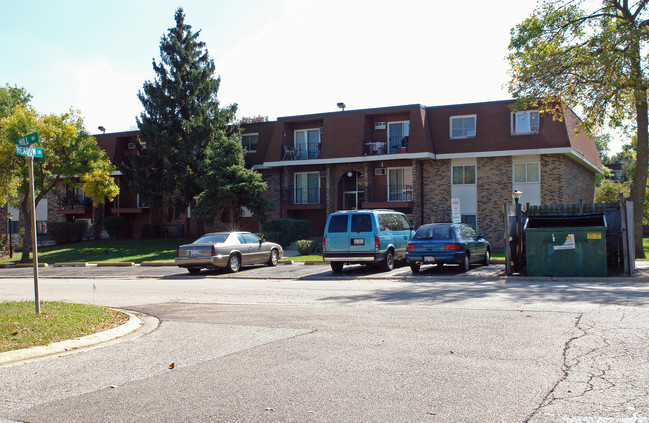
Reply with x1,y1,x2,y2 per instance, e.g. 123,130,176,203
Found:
58,196,93,215
280,187,325,209
363,136,409,156
111,194,148,214
362,184,413,209
282,144,321,160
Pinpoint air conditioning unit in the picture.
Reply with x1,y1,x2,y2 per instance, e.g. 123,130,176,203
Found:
127,142,136,149
375,168,386,176
374,122,386,130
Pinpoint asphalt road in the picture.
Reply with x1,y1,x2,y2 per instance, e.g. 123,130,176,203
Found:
1,265,648,422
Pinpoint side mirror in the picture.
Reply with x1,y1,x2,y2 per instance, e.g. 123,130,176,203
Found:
478,233,485,239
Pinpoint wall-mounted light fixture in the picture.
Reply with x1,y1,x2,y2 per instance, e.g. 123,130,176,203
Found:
98,126,106,134
337,102,346,111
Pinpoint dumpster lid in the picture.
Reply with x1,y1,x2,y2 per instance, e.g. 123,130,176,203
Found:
525,214,607,229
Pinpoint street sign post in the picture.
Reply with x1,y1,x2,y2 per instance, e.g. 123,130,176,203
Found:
14,132,42,314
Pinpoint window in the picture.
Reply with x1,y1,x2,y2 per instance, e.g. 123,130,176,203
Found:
242,233,261,244
327,215,349,233
450,115,476,139
461,218,478,235
294,172,320,204
452,165,476,185
388,167,413,201
295,128,321,159
388,121,409,153
511,110,539,134
351,214,373,232
241,133,258,152
513,162,540,183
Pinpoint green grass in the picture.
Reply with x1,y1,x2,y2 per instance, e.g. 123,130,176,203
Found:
0,238,193,265
0,301,127,353
282,255,323,262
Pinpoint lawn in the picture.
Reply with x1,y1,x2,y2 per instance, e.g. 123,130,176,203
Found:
0,301,127,353
0,238,193,265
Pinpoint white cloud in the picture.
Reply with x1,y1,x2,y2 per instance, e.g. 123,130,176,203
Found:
48,56,144,133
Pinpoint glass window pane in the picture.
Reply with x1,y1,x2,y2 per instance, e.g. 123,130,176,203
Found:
514,163,526,183
328,215,348,233
351,214,373,232
249,135,258,151
452,166,464,184
527,163,540,182
464,166,476,184
516,112,530,133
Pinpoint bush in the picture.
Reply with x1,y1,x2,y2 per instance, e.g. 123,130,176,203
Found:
262,218,312,247
140,223,164,239
46,221,87,245
296,237,323,255
103,216,125,239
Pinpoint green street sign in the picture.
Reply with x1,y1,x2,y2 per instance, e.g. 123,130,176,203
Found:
14,132,39,147
15,145,43,158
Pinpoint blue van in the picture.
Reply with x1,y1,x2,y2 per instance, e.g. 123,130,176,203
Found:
322,210,415,273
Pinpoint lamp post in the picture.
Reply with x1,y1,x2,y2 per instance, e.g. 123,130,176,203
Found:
512,189,523,272
6,213,12,259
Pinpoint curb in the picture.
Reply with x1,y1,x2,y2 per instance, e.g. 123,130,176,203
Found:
96,262,135,267
0,310,147,366
15,263,49,267
54,262,91,267
140,261,175,266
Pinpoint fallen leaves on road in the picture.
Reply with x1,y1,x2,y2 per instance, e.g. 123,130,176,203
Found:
169,362,175,369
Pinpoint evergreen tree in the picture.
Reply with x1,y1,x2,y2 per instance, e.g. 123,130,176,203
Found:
122,7,242,224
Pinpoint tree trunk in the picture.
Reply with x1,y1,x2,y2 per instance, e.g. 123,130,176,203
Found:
632,92,648,258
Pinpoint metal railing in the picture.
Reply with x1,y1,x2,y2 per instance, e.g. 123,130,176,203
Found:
282,144,321,160
363,136,409,155
60,196,92,210
280,187,322,204
365,185,413,202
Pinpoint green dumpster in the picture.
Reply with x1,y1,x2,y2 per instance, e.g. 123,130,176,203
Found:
524,215,607,277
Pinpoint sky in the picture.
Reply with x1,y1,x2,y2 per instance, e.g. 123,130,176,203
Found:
6,0,611,149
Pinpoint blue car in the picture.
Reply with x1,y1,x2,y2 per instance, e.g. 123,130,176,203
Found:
406,223,491,273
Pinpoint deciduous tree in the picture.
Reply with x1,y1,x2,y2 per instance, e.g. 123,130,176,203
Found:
0,106,119,262
508,0,649,257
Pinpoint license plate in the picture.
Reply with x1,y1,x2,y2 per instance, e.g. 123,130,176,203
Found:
352,238,365,245
424,256,435,263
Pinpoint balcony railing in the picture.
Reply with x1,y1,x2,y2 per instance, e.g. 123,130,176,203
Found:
363,136,409,155
365,185,413,203
60,196,92,210
282,144,321,160
280,187,323,205
112,195,147,209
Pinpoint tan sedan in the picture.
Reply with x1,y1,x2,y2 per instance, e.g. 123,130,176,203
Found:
175,232,283,275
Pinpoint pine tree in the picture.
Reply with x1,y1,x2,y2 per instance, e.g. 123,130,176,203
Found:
122,7,267,230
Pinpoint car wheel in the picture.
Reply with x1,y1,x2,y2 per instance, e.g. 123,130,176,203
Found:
460,253,470,272
330,262,344,273
410,263,420,273
267,249,279,267
227,254,241,273
187,268,201,275
381,250,395,272
482,249,490,266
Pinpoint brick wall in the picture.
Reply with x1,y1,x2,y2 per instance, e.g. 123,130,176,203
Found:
563,157,596,203
422,159,451,224
0,206,7,236
541,155,565,205
260,169,281,221
477,156,513,249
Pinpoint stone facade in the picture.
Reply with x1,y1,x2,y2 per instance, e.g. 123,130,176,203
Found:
421,159,452,224
477,156,513,249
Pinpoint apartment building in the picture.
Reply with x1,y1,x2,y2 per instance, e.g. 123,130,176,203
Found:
245,100,602,248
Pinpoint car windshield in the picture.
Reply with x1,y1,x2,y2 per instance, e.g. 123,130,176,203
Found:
193,234,229,244
414,226,453,240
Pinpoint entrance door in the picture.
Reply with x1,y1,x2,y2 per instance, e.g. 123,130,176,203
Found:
343,191,358,210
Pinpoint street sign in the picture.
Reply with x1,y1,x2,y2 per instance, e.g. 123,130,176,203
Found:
451,198,462,224
14,132,39,146
15,145,43,158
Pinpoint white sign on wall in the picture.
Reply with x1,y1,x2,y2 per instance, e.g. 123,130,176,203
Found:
451,198,461,223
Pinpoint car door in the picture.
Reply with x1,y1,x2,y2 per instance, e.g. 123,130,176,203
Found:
349,213,374,255
462,225,484,262
393,213,413,259
324,214,350,254
236,234,253,265
242,233,265,264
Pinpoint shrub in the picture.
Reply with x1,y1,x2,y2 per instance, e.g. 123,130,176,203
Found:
103,216,125,239
47,221,86,245
296,237,323,255
140,223,164,239
262,218,312,247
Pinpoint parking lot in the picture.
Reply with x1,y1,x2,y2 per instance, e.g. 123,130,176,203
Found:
0,261,506,280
